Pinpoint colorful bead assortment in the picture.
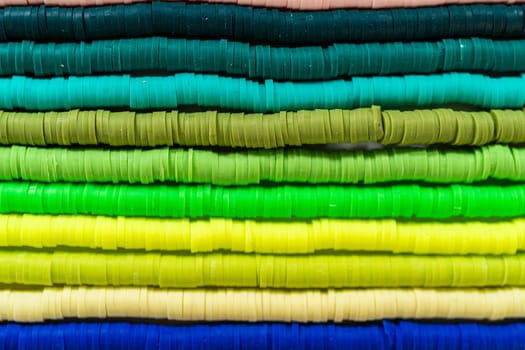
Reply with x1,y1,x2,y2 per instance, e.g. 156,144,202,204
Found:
0,0,525,348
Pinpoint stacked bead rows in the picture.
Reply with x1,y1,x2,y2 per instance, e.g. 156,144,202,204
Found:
0,0,525,348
